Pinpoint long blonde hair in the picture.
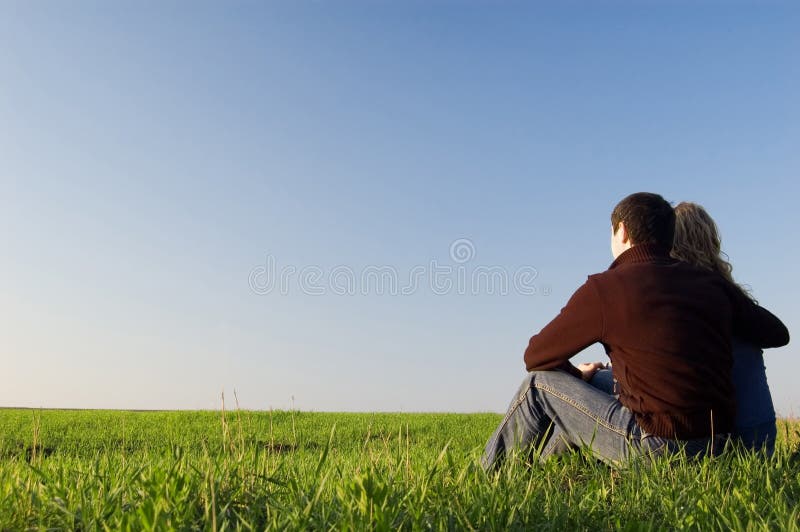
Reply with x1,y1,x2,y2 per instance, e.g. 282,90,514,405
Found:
671,202,756,302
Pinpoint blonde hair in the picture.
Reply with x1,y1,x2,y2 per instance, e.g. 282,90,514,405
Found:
671,202,756,302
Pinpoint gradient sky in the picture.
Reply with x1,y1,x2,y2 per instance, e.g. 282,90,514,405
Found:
1,1,798,414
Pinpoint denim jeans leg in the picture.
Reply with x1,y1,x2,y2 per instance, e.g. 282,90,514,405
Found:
540,425,578,458
482,370,642,471
481,372,558,471
735,421,776,456
589,368,616,396
731,340,777,455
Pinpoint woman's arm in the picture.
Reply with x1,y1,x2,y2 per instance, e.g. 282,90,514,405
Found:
728,284,790,348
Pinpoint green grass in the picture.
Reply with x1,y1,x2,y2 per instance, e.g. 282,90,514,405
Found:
1,409,799,530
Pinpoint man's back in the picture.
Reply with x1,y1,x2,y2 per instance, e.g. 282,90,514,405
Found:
525,243,787,438
591,245,737,438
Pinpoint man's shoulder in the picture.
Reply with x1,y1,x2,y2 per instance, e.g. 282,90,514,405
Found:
587,256,730,292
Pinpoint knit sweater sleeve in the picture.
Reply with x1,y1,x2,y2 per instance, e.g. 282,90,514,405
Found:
524,279,604,375
728,285,790,348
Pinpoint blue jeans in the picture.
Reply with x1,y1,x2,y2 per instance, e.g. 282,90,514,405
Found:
589,367,616,395
481,370,727,471
731,340,776,455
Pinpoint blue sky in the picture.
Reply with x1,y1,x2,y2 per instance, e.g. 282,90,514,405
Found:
1,1,798,414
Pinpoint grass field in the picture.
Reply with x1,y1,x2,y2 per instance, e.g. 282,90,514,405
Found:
1,408,799,530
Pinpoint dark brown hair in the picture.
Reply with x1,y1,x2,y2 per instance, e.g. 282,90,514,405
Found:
611,192,675,248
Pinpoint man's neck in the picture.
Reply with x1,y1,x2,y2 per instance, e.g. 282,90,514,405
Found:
610,243,672,268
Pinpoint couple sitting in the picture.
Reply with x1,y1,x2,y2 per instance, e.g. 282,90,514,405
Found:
482,193,789,470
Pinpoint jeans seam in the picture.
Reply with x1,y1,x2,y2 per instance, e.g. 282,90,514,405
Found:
534,382,630,438
484,385,532,455
542,429,565,457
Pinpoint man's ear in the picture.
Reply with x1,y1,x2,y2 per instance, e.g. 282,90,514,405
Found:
618,221,630,244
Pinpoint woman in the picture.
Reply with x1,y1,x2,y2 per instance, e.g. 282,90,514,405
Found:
592,202,777,454
671,202,777,454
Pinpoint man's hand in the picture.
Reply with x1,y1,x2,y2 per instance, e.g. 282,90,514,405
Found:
577,362,605,382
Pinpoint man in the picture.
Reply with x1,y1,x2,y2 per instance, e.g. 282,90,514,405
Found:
481,192,789,470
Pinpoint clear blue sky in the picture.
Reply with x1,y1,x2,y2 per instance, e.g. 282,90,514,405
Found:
1,1,797,414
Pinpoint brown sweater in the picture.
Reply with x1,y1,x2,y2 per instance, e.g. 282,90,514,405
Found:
524,244,790,439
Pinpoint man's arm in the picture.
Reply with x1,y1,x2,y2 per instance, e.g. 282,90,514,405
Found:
524,279,604,378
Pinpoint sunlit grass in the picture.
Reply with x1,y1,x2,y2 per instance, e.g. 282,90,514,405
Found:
1,408,798,530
